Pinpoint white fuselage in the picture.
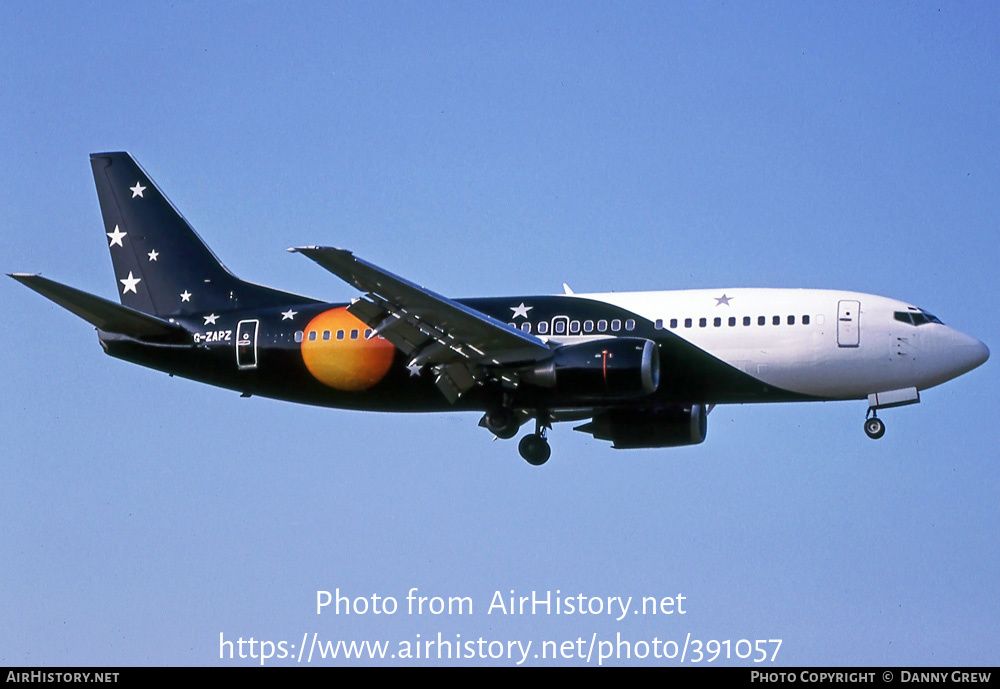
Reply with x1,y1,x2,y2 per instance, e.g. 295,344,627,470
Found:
548,289,988,402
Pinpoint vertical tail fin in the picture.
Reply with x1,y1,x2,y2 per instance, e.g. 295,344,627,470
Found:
90,152,314,316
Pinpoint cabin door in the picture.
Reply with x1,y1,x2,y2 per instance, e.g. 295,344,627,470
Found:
236,319,260,369
837,300,860,347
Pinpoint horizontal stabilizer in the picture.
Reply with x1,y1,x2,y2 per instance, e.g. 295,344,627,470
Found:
9,273,189,340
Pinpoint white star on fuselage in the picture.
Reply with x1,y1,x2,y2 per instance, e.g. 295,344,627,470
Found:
130,182,146,198
406,362,422,377
119,272,141,294
147,250,159,261
203,313,219,325
715,294,733,306
180,290,192,302
281,309,297,321
510,302,533,319
107,225,126,247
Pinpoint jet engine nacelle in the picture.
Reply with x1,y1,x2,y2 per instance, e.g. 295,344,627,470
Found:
524,338,660,400
575,405,709,449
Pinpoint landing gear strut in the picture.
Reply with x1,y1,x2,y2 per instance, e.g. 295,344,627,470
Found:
864,409,886,440
518,417,552,466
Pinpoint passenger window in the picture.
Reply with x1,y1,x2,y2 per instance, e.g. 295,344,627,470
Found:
295,331,304,343
323,330,331,340
521,322,531,333
538,322,549,334
699,318,706,328
335,330,343,340
625,319,635,331
597,320,607,332
684,318,692,328
611,319,621,331
351,329,359,339
713,317,721,327
758,316,766,326
728,317,736,327
787,315,795,325
772,315,780,326
584,320,594,332
570,320,581,334
743,316,751,326
308,331,316,341
670,318,678,329
803,315,810,325
555,320,566,334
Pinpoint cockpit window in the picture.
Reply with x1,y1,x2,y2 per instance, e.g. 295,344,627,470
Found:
894,309,944,326
919,309,943,324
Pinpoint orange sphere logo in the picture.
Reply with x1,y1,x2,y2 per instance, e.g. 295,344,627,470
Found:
300,308,395,391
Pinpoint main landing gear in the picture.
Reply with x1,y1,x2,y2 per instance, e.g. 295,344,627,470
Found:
864,408,886,440
480,404,553,465
482,407,520,440
518,421,551,466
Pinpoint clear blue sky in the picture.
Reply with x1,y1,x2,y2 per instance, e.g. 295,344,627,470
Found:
2,2,997,666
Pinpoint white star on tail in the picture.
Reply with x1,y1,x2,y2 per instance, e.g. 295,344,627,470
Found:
147,250,159,261
510,302,533,319
180,290,192,302
281,309,297,321
130,182,146,198
119,272,141,294
406,362,422,377
203,313,219,325
107,225,126,247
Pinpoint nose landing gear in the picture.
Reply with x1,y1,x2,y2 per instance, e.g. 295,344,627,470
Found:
863,387,919,440
864,409,886,440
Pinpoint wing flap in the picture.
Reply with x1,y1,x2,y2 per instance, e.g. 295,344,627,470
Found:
290,247,548,361
290,246,553,401
349,295,434,356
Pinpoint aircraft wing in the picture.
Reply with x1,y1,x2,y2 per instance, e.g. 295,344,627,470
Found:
290,246,553,402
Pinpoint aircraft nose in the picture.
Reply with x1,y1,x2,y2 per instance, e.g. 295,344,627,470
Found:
969,338,989,368
949,330,989,376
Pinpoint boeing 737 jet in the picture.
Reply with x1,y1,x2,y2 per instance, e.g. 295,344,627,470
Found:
11,153,990,464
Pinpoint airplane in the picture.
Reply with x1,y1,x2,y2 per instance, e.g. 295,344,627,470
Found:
10,152,990,465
